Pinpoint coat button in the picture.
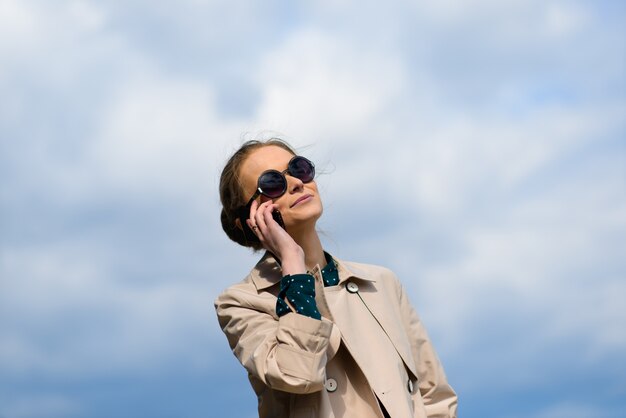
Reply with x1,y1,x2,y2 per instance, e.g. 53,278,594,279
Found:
407,379,414,393
325,378,338,392
346,282,359,293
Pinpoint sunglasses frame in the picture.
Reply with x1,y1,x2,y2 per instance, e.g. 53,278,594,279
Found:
240,155,315,212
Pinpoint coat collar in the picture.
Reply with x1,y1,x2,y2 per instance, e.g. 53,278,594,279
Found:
250,251,376,291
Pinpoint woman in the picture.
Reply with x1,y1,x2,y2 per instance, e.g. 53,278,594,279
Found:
215,139,457,417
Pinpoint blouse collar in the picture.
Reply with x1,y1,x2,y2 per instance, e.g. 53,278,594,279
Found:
250,251,376,291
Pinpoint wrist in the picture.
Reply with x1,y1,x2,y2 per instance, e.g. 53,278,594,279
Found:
280,248,306,276
281,261,306,276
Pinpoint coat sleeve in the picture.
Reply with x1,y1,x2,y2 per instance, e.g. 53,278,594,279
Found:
215,286,332,394
395,278,458,418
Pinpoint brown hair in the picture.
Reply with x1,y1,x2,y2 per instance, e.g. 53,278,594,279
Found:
219,138,297,251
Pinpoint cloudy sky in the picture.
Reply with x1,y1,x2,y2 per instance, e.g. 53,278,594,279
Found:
1,0,625,417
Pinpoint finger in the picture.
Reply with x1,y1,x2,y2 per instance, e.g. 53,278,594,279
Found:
246,219,259,235
247,201,262,236
248,199,259,228
254,200,272,233
262,203,280,227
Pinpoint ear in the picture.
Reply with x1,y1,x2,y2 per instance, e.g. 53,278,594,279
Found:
234,217,244,231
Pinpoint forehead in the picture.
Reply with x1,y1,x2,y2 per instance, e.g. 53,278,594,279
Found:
241,145,294,177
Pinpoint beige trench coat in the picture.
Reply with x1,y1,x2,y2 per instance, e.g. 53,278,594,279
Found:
215,253,457,417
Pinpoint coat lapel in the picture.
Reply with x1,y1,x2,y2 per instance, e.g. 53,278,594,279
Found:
336,259,418,376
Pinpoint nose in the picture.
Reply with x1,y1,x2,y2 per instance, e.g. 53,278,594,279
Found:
286,174,304,194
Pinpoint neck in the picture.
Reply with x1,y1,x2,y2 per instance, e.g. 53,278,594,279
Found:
290,224,325,271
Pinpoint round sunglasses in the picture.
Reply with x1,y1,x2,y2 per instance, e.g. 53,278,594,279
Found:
242,155,315,209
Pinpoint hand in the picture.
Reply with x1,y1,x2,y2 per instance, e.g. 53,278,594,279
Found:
247,200,306,275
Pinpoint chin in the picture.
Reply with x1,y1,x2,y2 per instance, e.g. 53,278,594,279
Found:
285,205,323,229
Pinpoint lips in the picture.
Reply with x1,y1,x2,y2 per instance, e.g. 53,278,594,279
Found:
290,194,312,208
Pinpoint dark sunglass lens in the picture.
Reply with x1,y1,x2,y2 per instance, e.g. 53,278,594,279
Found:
289,157,315,183
258,171,287,198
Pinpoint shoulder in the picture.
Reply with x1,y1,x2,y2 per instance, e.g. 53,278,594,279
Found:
214,273,278,319
215,252,283,310
215,275,256,308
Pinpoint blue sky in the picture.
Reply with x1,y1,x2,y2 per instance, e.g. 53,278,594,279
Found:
1,1,625,417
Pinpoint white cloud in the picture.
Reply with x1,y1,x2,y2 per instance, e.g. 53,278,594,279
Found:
253,27,407,143
0,0,44,54
0,244,227,377
544,2,589,37
90,75,219,194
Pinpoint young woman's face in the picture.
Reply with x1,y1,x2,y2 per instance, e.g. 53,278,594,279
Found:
239,145,323,230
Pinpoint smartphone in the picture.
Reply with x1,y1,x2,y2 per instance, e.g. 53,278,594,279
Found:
271,209,285,229
240,209,285,244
